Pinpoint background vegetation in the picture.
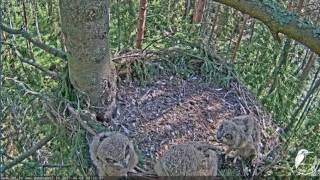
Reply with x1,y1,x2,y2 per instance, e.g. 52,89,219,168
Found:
1,0,319,176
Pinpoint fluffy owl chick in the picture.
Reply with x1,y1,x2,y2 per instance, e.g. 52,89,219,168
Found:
154,142,218,176
89,132,138,176
216,115,260,161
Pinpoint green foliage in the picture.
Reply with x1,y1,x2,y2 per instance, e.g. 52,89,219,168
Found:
218,167,240,177
201,58,234,87
132,60,161,85
109,0,139,49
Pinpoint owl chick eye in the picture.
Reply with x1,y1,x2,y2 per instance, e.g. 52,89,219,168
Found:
125,145,130,156
105,157,117,163
225,134,232,140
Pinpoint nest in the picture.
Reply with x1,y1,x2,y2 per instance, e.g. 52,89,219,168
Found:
103,51,281,175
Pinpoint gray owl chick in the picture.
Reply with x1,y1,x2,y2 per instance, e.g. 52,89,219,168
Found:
89,132,138,176
216,115,260,161
154,142,219,176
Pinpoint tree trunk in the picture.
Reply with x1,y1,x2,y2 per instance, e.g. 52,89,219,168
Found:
59,0,117,120
136,0,148,49
288,0,293,10
300,52,316,82
231,14,249,63
183,0,191,18
192,0,206,24
22,0,33,56
297,0,305,16
207,4,221,44
31,0,42,42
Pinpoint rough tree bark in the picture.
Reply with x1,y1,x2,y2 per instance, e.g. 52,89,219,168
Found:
59,0,117,120
211,0,320,55
136,0,147,49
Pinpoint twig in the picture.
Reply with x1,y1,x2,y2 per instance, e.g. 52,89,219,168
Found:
0,23,67,60
12,46,58,78
1,134,54,173
112,54,144,62
112,47,225,68
66,104,97,136
5,77,41,96
42,164,71,168
19,57,58,78
142,33,174,52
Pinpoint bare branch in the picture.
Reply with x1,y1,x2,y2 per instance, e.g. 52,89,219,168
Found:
1,134,54,173
5,77,41,96
1,23,67,60
10,46,58,78
66,104,97,136
18,56,58,79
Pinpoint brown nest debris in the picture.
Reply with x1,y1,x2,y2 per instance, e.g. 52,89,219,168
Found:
104,73,278,175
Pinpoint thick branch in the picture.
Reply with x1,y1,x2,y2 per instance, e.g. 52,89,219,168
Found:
1,23,67,60
212,0,320,55
1,134,54,172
